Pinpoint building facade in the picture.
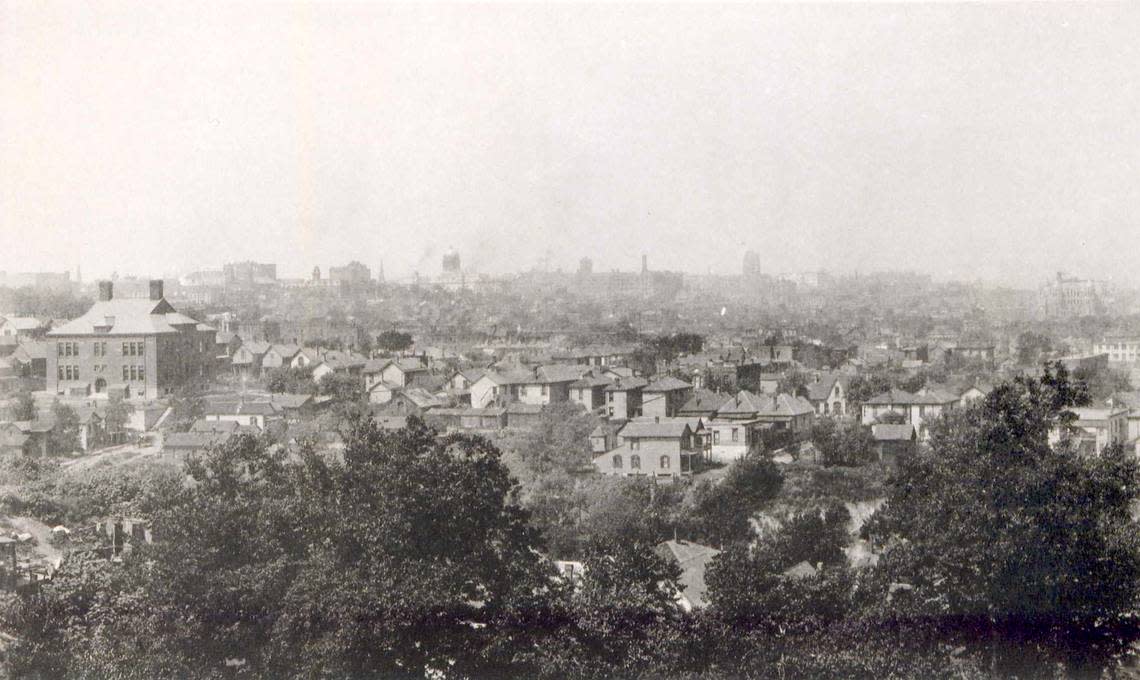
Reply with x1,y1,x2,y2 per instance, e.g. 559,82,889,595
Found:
46,281,215,400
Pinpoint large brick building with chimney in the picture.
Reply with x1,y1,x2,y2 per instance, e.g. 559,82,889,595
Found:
46,280,216,400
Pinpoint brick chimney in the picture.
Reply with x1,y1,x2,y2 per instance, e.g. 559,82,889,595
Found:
149,279,164,301
98,280,113,301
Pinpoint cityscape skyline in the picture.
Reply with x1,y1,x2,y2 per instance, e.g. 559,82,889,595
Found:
4,2,1140,288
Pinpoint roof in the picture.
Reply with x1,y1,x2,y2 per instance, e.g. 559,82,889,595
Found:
715,391,814,418
2,317,43,331
427,407,506,417
603,376,649,392
268,343,302,359
619,418,693,439
872,423,917,442
399,387,447,409
10,341,47,361
679,389,731,414
202,400,280,417
374,415,409,430
47,298,213,336
239,341,272,356
369,357,428,375
569,374,613,388
164,431,232,450
269,393,314,410
644,376,692,393
654,540,721,609
804,373,841,402
506,402,544,415
189,419,242,434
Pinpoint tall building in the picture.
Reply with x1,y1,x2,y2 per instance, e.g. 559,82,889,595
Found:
223,261,277,285
442,250,461,275
743,251,761,279
328,261,372,285
1039,272,1112,317
47,280,216,400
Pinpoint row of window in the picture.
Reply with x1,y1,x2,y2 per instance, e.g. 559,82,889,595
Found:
58,341,146,356
612,454,671,470
58,365,81,380
123,365,146,382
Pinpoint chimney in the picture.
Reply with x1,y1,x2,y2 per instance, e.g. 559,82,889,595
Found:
98,280,113,301
149,279,164,301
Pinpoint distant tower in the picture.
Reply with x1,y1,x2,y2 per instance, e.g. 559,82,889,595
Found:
578,257,594,275
312,266,321,282
442,249,461,275
743,250,761,279
377,261,385,283
641,254,648,274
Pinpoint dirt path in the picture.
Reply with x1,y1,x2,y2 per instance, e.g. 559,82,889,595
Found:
6,516,63,564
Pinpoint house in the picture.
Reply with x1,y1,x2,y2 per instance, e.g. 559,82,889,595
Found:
230,341,271,377
0,422,36,457
0,316,47,344
707,391,814,462
290,347,323,370
6,420,53,457
8,341,47,378
424,407,507,431
269,393,321,420
1108,392,1140,441
803,373,847,416
958,382,993,407
871,423,917,464
382,387,447,416
753,372,782,395
641,377,693,419
569,373,612,413
46,280,216,400
602,376,648,420
367,357,429,390
1050,405,1129,456
654,540,720,611
310,351,367,383
202,399,282,430
367,379,398,405
163,430,233,456
592,417,702,480
860,388,958,440
589,421,624,453
470,365,584,408
677,389,730,419
261,344,303,373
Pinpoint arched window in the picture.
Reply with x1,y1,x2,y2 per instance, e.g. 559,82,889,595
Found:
630,455,641,469
660,455,670,469
612,454,622,469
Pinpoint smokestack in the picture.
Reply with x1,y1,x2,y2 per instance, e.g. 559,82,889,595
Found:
98,280,113,301
641,254,648,274
149,279,164,300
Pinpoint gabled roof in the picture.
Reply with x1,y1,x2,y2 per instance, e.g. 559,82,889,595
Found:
399,387,447,409
239,341,272,356
268,343,302,359
48,298,213,336
10,340,47,361
372,357,428,374
570,374,613,389
804,373,842,402
654,540,720,609
714,390,770,417
269,393,314,410
644,376,692,393
619,418,693,439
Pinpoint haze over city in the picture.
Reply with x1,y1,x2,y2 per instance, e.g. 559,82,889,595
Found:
3,2,1139,285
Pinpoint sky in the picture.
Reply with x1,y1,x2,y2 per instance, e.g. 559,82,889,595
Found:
2,2,1138,287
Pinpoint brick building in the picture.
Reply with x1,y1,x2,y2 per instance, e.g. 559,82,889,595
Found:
46,280,215,400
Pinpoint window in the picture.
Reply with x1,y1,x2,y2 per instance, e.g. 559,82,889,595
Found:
122,342,130,356
630,455,641,469
731,428,739,442
137,342,145,356
73,366,79,381
138,366,145,382
713,431,720,444
64,365,72,380
57,366,64,380
123,365,130,380
629,439,640,450
57,343,64,356
129,366,137,381
660,455,670,469
612,454,622,469
541,384,548,397
608,392,614,403
93,342,100,357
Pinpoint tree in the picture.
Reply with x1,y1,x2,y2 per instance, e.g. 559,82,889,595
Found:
165,389,204,433
264,365,316,394
8,389,36,421
316,371,362,401
102,394,133,444
4,418,558,679
685,453,784,546
375,330,414,353
812,419,877,467
864,366,1140,675
47,400,79,454
509,401,599,475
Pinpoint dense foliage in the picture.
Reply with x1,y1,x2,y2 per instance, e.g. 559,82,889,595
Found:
3,367,1138,678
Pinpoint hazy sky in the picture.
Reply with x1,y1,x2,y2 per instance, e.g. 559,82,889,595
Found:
2,2,1138,287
